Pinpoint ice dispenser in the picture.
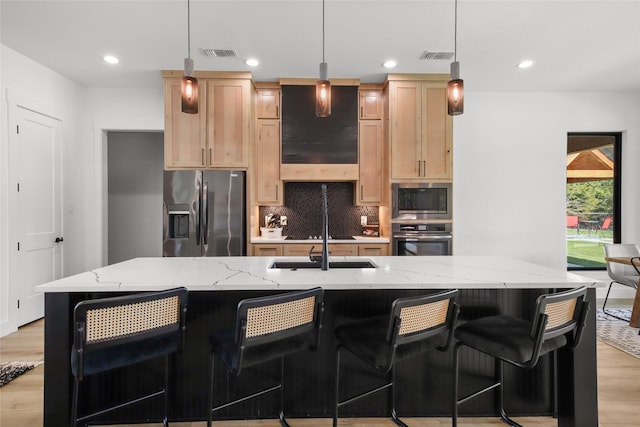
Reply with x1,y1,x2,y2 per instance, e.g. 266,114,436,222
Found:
167,205,190,239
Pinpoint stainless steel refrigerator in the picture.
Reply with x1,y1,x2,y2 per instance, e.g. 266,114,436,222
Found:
163,170,245,256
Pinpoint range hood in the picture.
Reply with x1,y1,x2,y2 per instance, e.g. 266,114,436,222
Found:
281,85,358,181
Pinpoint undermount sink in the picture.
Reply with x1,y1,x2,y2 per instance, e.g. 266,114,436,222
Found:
269,260,377,269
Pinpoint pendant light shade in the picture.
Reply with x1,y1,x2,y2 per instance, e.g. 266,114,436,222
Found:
182,58,199,114
316,0,331,117
447,61,464,116
448,0,464,116
181,0,198,114
316,62,331,117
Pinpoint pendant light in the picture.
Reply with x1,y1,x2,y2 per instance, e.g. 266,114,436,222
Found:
181,0,198,114
447,0,464,116
316,0,331,117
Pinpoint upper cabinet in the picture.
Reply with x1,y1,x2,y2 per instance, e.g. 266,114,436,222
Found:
387,75,452,181
163,71,252,170
254,87,283,205
359,88,383,120
256,89,280,119
163,77,207,168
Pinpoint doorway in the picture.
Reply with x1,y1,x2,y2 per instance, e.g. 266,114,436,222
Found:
107,132,163,265
9,105,62,326
566,132,621,269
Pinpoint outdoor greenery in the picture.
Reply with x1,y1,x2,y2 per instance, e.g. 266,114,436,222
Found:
567,240,607,268
566,179,613,269
566,180,613,221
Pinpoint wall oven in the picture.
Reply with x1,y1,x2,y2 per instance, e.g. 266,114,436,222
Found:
392,183,452,220
392,223,452,256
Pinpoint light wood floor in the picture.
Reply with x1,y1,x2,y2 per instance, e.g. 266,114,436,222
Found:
1,319,639,427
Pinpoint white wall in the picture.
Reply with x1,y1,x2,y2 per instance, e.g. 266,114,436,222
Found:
0,45,83,335
453,91,640,297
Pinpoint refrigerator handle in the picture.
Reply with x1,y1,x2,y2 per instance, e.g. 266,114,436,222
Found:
203,181,209,245
195,181,201,245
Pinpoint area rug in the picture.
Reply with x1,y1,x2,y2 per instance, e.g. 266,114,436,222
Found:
0,361,42,387
596,309,640,359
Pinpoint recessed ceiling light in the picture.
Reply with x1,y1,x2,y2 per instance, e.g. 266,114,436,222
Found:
517,59,534,69
245,58,259,67
382,60,397,69
103,55,119,64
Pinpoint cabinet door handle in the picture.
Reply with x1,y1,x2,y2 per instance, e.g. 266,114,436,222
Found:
275,105,279,118
201,148,205,165
275,183,279,199
361,184,364,197
417,160,421,177
422,160,426,177
209,148,213,165
360,106,364,118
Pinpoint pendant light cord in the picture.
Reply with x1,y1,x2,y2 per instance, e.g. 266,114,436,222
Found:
454,0,458,62
322,0,326,63
187,0,191,59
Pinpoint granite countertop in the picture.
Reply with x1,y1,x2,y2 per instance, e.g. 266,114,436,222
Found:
37,256,599,293
251,236,389,243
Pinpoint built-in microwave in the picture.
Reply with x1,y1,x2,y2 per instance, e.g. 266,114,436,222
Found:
392,183,452,220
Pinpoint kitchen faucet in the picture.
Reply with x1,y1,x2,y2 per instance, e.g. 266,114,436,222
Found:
308,184,330,270
320,184,329,270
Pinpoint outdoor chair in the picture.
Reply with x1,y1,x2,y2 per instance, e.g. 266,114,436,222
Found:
603,243,640,321
207,287,324,427
566,215,579,233
333,289,459,427
452,286,589,427
598,217,613,238
71,287,189,427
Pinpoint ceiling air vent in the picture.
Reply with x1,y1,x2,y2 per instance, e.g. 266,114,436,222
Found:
201,49,238,58
420,51,454,60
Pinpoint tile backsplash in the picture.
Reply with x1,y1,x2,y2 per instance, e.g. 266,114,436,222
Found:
259,182,378,238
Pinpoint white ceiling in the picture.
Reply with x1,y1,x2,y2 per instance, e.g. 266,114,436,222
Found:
1,0,639,92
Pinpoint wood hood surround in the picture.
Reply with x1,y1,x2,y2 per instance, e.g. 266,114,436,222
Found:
279,78,360,182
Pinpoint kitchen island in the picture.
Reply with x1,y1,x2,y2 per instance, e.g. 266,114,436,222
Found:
38,256,599,427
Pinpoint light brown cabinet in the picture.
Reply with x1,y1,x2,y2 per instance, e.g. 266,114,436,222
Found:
282,243,359,257
163,77,207,168
252,242,387,257
359,88,383,119
387,78,452,181
205,79,251,168
255,120,282,204
163,72,251,169
253,244,284,256
358,243,389,256
256,89,280,119
357,120,384,205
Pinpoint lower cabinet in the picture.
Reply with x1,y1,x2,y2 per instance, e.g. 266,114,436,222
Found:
359,244,389,256
252,243,388,256
252,244,284,256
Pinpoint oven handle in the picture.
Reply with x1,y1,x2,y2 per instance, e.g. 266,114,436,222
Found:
393,234,452,241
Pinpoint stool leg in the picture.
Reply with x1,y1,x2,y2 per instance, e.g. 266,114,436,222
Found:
207,353,215,427
71,378,79,427
452,341,461,427
163,354,169,427
333,346,341,427
496,360,522,427
390,364,408,427
278,355,290,427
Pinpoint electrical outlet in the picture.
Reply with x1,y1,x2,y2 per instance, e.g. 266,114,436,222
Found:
361,215,367,226
280,216,287,226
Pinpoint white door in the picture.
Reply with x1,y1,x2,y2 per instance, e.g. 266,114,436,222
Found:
12,106,62,326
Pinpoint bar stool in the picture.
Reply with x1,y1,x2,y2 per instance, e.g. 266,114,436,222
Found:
207,287,324,427
452,286,590,427
333,289,459,427
70,287,189,427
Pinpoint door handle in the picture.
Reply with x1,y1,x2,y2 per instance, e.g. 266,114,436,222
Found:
55,237,64,243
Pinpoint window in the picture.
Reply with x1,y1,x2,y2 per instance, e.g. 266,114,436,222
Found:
566,133,621,270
